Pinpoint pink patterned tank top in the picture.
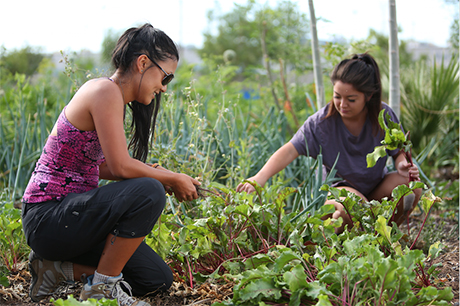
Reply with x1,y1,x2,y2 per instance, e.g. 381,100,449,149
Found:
22,106,105,203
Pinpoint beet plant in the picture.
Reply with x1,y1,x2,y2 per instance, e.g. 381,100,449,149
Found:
145,178,452,305
145,108,452,305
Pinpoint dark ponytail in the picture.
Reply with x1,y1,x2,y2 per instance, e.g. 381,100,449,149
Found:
327,52,382,135
112,23,179,162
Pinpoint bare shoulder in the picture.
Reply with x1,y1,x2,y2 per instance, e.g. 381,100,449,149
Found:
77,78,121,102
65,78,123,131
83,78,125,117
70,78,123,112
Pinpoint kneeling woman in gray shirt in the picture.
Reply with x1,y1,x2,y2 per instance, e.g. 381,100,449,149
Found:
237,53,421,232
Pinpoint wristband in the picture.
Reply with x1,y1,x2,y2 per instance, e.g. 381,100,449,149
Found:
151,163,160,168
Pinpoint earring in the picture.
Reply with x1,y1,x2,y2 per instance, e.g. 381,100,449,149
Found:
140,70,143,73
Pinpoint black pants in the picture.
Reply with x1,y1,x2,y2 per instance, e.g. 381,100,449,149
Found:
22,177,173,295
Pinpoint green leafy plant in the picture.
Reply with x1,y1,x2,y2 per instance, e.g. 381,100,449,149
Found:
211,187,451,306
367,109,414,181
147,181,314,287
0,202,28,273
0,74,69,201
52,295,118,306
400,55,459,155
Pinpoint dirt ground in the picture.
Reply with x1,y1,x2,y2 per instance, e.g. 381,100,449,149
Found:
1,211,458,306
0,271,233,306
423,212,459,305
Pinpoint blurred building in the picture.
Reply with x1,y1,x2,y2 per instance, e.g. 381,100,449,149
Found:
405,40,453,63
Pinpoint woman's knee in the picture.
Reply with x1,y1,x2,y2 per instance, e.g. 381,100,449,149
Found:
135,177,165,196
133,177,166,208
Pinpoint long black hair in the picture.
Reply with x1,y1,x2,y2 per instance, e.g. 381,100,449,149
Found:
111,23,179,162
326,52,382,135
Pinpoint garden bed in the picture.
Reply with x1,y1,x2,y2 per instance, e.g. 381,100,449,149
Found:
1,210,458,306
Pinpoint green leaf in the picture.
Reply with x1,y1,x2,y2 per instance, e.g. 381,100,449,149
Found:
224,260,244,274
234,204,250,217
428,241,444,259
244,253,273,270
283,264,308,292
397,249,424,271
391,240,403,256
367,145,388,168
391,184,413,202
420,190,441,215
392,128,406,143
289,289,305,306
274,249,302,273
343,234,374,257
375,215,392,243
316,203,336,218
239,278,282,301
378,109,388,131
375,258,399,290
51,295,118,306
316,294,333,306
304,281,327,299
178,243,192,255
436,287,454,301
411,286,454,304
367,246,385,265
316,261,342,284
0,274,9,287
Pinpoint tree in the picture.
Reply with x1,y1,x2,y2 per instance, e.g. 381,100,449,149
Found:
101,28,122,65
308,0,325,109
199,0,310,71
446,0,459,50
0,46,46,76
450,15,459,51
388,0,401,118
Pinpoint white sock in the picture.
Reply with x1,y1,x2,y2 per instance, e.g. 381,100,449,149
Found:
93,270,110,284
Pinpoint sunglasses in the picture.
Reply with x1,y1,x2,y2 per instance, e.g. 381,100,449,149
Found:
135,53,174,86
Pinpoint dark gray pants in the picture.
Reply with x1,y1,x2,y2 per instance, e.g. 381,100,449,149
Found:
22,177,172,295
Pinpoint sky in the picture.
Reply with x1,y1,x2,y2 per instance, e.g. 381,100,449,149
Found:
0,0,457,54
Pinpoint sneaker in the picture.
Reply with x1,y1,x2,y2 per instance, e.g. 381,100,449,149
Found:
80,274,150,306
28,250,70,302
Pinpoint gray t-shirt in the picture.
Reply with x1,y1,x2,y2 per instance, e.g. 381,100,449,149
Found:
290,102,400,196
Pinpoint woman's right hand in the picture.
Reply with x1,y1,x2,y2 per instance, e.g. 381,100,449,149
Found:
236,177,260,194
170,173,201,202
236,143,299,194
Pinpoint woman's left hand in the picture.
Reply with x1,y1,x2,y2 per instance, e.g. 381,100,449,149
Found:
169,173,200,202
396,160,420,181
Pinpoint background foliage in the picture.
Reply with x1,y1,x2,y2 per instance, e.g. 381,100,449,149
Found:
0,0,458,304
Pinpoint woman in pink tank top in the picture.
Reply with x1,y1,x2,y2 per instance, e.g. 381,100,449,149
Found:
22,24,197,305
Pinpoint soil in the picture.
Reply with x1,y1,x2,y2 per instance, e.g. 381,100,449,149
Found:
1,211,458,306
0,272,233,306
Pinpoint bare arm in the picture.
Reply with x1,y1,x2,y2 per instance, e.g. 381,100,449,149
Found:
68,80,199,202
236,142,299,193
99,161,120,180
